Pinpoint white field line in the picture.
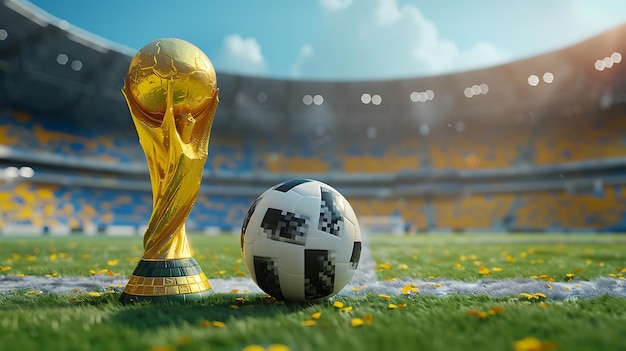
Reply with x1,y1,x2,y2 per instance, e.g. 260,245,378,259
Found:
1,241,624,299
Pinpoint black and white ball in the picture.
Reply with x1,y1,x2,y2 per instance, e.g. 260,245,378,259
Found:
241,179,362,302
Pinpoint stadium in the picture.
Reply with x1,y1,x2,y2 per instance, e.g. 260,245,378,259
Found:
1,1,626,351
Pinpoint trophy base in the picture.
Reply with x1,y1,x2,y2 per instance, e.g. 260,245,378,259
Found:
120,257,212,304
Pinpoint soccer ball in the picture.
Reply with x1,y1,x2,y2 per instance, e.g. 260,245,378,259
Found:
125,38,217,123
241,179,362,302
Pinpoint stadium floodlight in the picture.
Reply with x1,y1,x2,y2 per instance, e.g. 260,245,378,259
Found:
595,60,605,71
313,94,324,105
70,60,83,71
528,75,540,86
361,93,372,104
543,72,554,84
256,91,268,103
4,166,19,178
371,94,382,105
464,87,474,98
56,53,68,65
425,89,434,100
19,167,34,178
302,94,313,105
611,52,622,64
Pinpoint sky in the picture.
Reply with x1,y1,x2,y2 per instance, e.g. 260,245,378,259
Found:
26,0,626,81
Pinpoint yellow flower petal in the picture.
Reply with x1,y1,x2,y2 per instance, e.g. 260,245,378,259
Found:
377,263,392,270
267,344,290,351
212,321,226,328
351,318,364,327
241,345,265,351
301,320,317,327
311,312,322,320
363,313,373,324
513,337,553,351
107,259,118,266
341,306,353,312
478,266,491,275
388,303,398,309
333,301,344,309
378,294,391,301
88,292,101,297
467,310,487,319
401,283,419,295
489,306,506,314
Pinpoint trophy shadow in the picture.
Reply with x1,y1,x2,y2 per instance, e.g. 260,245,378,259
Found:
111,292,301,330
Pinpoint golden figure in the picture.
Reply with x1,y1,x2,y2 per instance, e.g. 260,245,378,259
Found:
119,38,218,303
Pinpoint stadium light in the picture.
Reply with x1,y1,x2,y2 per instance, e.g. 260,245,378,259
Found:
543,72,554,84
410,89,434,102
56,53,68,65
4,167,19,178
528,75,539,87
302,95,313,105
595,52,622,71
361,93,372,104
371,94,382,105
361,93,381,105
19,167,34,178
257,91,268,103
313,94,324,105
464,84,489,97
0,29,7,40
1,166,35,180
71,60,83,71
594,60,605,71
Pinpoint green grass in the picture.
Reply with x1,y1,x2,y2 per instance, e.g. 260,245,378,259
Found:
1,233,626,351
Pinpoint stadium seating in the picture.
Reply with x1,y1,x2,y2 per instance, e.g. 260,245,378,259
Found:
534,110,626,165
0,181,253,232
512,186,626,231
428,121,532,170
430,193,515,231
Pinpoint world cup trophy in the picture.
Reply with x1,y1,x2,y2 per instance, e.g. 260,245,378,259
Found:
119,38,218,304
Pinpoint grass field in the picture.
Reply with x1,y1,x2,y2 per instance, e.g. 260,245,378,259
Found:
1,233,626,351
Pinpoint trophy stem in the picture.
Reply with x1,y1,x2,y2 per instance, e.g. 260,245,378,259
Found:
120,257,212,304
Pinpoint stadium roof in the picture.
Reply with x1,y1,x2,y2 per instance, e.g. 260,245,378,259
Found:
1,0,626,136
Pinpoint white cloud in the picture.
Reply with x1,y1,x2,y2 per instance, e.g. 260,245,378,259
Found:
296,0,510,79
319,0,354,12
215,34,267,75
291,44,314,78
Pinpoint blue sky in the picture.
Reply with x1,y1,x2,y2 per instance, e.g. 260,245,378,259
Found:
27,0,626,80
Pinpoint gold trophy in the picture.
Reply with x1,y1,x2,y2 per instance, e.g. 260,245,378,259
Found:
119,38,218,303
